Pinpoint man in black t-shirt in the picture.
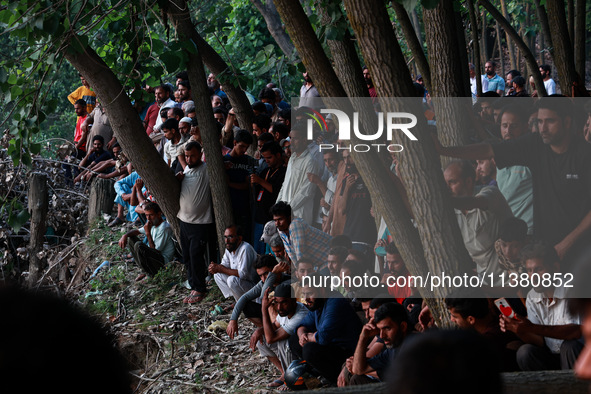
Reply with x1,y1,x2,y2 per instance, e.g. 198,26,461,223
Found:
436,98,591,266
225,130,256,243
251,141,286,254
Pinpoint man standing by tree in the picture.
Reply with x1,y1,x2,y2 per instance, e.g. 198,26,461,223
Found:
177,141,214,304
299,72,321,109
540,64,557,95
81,101,115,151
443,160,513,285
144,84,175,135
67,73,96,113
276,125,325,226
482,61,505,96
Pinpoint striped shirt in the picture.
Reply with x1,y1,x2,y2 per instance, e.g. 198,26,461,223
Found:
278,218,331,267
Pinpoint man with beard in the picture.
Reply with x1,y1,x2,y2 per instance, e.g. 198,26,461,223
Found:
299,71,322,109
381,243,412,304
348,302,409,385
482,60,505,96
252,283,309,389
177,141,214,304
177,80,192,104
290,273,362,384
208,73,228,100
77,135,112,179
144,84,175,135
208,225,258,302
476,156,497,187
540,64,556,95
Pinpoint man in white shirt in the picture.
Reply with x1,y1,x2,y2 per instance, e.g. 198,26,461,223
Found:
208,225,258,302
177,141,214,304
276,126,325,225
500,242,582,370
540,64,556,95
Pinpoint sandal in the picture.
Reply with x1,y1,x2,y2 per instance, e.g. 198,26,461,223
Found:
267,379,284,388
183,291,206,304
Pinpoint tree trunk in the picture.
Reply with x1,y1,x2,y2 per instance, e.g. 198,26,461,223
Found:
27,172,48,288
423,1,473,150
481,13,489,63
496,21,505,78
391,1,432,92
344,0,475,324
500,0,517,70
479,0,547,96
545,0,581,95
64,41,182,241
467,0,483,96
533,0,554,58
315,1,367,98
88,177,115,223
168,0,236,253
411,10,424,49
567,0,574,45
574,0,586,83
251,0,298,61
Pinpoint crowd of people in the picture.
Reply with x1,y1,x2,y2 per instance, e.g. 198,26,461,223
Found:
64,62,591,390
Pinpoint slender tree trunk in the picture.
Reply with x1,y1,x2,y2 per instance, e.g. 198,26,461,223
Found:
392,0,432,92
28,172,48,288
455,10,471,97
533,0,554,57
168,0,235,253
479,0,547,96
545,0,582,95
500,0,517,70
567,0,574,46
411,10,424,48
251,0,298,61
574,0,586,83
316,1,367,98
423,0,473,150
467,0,483,96
63,40,182,240
496,21,505,78
482,13,489,63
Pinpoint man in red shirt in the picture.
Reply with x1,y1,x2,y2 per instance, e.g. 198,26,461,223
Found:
144,84,175,135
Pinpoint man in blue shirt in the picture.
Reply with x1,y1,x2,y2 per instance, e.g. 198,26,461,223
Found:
482,61,505,96
290,273,362,384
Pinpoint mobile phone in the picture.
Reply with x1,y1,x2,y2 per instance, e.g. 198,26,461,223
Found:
494,297,516,319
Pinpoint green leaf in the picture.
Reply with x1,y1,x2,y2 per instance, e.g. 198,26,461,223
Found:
7,74,17,84
8,208,30,233
30,143,41,155
160,51,180,72
21,152,32,167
